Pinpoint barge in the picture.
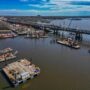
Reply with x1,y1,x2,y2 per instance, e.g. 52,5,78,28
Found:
25,34,39,39
40,35,48,38
2,59,40,87
0,52,16,62
25,30,48,39
25,34,48,39
0,33,17,39
57,38,80,49
0,48,13,54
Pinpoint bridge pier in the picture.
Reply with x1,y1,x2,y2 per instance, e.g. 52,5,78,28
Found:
53,30,59,35
75,32,82,41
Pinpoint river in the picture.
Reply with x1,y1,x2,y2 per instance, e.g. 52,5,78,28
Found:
0,18,90,90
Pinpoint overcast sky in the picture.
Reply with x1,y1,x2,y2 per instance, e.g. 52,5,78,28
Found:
0,0,90,16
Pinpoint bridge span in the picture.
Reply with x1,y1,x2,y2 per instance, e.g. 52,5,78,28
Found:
31,24,90,35
7,20,90,35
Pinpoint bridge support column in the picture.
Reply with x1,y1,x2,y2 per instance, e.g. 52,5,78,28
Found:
75,32,82,41
53,30,59,35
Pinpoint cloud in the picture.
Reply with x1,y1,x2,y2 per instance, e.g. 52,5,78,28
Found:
0,0,90,16
28,3,56,9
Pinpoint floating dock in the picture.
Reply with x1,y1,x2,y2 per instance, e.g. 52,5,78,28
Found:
2,59,40,87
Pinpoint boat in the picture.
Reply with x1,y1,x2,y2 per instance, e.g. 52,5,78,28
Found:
57,38,80,49
0,48,13,54
2,59,40,87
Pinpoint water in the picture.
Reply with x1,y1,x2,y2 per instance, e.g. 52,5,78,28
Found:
50,18,90,41
50,18,90,30
0,19,90,90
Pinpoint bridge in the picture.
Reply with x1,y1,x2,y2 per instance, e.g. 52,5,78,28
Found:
7,20,90,41
30,24,90,34
7,20,90,34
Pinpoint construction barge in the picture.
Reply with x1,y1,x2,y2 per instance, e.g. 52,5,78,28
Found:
57,38,80,49
25,34,48,39
0,33,17,39
0,48,17,62
25,30,48,39
0,48,13,54
0,53,16,62
2,59,40,87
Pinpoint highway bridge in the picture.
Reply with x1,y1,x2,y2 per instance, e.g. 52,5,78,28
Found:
7,20,90,35
30,24,90,35
5,20,90,41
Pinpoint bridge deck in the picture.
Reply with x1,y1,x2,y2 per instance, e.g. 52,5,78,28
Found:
7,20,90,35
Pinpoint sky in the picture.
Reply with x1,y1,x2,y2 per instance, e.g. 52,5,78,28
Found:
0,0,90,16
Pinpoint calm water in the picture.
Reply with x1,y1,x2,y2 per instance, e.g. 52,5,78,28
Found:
0,19,90,90
50,18,90,30
0,36,90,90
